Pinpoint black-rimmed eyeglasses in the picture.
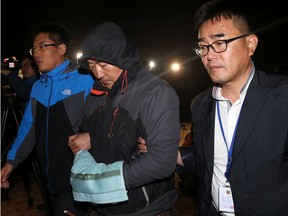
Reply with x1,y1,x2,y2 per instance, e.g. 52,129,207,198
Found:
194,34,249,57
29,43,60,55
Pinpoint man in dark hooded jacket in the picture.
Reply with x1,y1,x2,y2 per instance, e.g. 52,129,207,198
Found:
68,21,181,216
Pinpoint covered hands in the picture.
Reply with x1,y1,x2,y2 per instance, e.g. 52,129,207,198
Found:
68,132,91,155
70,150,128,204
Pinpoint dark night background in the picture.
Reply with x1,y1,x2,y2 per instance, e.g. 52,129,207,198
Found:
2,0,288,122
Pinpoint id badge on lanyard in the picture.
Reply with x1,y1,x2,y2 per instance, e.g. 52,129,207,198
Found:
217,101,240,214
218,185,234,213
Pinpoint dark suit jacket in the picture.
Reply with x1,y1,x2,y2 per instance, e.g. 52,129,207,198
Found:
180,68,288,216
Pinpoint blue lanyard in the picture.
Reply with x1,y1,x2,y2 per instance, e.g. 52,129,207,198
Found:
216,101,241,181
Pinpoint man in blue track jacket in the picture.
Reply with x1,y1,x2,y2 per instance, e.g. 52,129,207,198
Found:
1,23,94,216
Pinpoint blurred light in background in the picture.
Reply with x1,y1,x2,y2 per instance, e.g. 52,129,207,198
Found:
171,62,180,73
76,52,83,59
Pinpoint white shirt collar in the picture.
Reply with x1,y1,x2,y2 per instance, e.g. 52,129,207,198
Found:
212,62,255,101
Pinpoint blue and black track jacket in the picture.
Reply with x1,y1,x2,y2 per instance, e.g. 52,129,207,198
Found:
6,60,94,194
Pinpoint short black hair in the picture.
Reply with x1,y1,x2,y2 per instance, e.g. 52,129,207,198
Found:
193,0,254,34
31,22,70,54
21,54,40,76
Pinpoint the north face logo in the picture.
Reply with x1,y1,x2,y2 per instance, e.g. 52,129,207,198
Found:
61,89,72,95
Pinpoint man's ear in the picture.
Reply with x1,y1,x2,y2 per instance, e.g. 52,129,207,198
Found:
247,34,258,56
58,44,67,55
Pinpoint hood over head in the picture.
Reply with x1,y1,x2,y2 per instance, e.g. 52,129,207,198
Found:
78,22,141,70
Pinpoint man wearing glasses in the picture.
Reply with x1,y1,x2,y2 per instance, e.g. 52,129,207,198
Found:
175,0,288,215
138,0,288,215
1,23,94,216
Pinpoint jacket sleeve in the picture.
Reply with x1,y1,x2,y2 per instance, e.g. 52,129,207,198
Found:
176,146,196,174
6,99,35,168
123,84,181,190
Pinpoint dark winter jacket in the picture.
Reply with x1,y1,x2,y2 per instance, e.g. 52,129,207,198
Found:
80,22,181,215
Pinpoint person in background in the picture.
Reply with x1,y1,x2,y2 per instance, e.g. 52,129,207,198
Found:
1,55,40,210
68,21,180,216
139,0,288,215
1,22,94,216
1,55,40,111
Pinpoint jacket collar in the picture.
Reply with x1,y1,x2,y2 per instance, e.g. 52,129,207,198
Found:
91,62,143,97
40,59,78,81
